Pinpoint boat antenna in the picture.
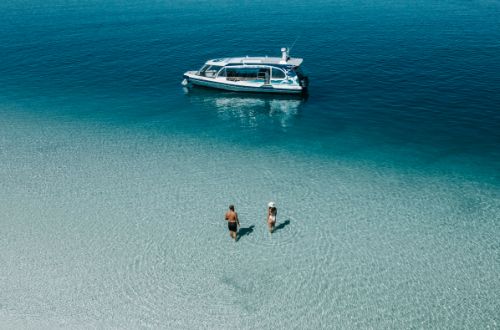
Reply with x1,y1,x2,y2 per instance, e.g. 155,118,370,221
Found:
288,35,300,54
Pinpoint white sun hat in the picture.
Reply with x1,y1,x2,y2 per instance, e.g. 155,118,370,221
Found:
268,202,276,208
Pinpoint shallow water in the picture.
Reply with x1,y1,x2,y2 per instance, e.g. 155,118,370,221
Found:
1,0,499,328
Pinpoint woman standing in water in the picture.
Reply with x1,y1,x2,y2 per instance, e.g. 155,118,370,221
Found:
267,202,277,233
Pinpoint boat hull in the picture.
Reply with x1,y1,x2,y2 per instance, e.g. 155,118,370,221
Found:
183,74,305,95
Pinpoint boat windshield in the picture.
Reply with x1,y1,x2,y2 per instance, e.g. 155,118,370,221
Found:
199,65,223,78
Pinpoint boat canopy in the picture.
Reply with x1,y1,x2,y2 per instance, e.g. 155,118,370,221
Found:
206,56,303,68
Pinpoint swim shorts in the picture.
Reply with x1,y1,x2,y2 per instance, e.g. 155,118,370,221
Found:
228,222,237,232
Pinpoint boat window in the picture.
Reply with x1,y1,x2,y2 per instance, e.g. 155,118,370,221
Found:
218,68,226,77
198,65,209,74
204,65,223,78
225,67,263,81
271,68,286,79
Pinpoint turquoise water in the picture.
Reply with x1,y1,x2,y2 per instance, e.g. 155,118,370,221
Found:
1,0,499,328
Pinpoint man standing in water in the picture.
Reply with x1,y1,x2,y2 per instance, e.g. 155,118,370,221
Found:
225,205,240,241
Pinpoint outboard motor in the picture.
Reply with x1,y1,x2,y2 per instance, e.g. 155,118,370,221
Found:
294,65,308,90
300,76,309,88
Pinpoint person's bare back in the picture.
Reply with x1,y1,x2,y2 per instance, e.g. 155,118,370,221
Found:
225,210,238,222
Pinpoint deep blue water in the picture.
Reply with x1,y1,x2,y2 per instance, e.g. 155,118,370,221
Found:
1,0,500,328
1,0,500,174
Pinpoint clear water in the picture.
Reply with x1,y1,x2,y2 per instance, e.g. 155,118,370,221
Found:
1,0,499,328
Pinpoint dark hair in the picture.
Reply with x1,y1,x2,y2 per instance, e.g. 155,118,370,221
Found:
229,205,234,211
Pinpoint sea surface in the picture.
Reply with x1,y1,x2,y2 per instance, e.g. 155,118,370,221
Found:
1,0,499,328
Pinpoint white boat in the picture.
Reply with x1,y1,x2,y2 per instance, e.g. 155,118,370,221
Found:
182,48,308,94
